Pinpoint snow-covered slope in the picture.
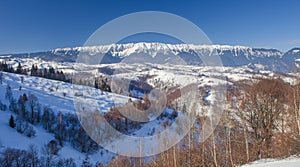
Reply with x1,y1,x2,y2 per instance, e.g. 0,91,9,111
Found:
0,72,132,165
0,72,130,114
0,71,201,165
242,156,300,167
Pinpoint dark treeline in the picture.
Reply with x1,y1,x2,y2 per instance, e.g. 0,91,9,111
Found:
0,61,14,73
30,64,66,82
0,61,67,82
0,145,105,167
0,145,77,167
0,61,113,93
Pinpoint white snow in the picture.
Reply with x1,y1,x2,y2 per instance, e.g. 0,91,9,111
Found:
242,157,300,167
0,72,130,164
50,42,283,59
292,49,300,54
0,71,194,164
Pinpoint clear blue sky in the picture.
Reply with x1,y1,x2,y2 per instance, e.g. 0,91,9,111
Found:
0,0,300,54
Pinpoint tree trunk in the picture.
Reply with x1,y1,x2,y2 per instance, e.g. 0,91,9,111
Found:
173,146,177,167
211,118,218,167
244,128,249,162
228,128,234,166
294,86,300,137
188,129,191,167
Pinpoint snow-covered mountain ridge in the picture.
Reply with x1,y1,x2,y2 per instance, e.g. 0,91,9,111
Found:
52,42,283,58
1,42,300,72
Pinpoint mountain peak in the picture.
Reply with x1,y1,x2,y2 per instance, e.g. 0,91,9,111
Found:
286,48,300,54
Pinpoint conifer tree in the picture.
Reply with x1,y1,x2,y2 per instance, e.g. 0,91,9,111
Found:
9,115,16,128
16,62,22,74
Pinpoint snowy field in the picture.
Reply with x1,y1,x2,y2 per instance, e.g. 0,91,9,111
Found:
242,156,300,167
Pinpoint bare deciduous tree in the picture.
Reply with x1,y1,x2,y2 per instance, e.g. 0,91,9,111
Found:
238,78,290,158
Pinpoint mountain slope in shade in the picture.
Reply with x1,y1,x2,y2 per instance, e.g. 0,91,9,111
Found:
282,48,300,71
